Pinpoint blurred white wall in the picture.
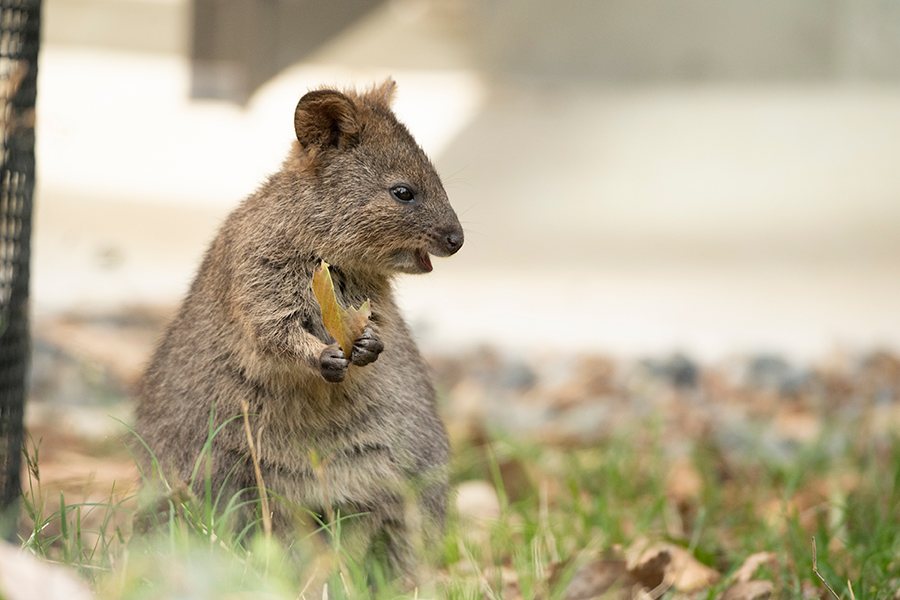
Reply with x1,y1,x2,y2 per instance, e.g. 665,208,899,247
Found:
472,0,900,82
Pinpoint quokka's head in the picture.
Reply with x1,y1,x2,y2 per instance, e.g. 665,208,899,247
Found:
290,79,463,276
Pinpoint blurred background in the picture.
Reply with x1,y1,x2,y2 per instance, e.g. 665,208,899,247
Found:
33,0,900,372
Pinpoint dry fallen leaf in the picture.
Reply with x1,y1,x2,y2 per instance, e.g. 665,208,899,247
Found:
733,552,776,584
558,546,669,600
666,458,704,504
720,580,774,600
311,261,371,358
562,559,643,600
629,549,670,591
637,543,720,592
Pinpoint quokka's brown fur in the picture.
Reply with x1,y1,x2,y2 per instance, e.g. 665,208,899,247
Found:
135,80,463,575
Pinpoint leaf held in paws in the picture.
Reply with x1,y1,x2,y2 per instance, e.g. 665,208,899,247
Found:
312,261,371,359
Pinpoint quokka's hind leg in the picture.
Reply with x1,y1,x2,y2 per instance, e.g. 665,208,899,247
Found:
321,495,421,582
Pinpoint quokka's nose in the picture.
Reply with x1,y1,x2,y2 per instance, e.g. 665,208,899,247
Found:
444,230,464,255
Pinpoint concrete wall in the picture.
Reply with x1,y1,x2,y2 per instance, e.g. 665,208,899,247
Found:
43,0,189,55
473,0,900,82
41,0,384,103
41,0,900,101
191,0,383,102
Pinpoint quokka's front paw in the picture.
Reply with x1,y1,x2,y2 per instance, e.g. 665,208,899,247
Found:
350,327,384,367
319,345,349,382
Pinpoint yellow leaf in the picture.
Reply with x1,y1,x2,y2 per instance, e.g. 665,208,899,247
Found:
311,261,371,359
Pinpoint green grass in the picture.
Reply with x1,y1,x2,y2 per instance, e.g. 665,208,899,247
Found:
16,414,900,599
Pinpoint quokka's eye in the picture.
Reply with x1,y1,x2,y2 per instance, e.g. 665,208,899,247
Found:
390,185,415,203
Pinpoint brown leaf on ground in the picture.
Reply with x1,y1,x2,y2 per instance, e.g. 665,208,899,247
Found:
666,458,704,503
637,543,720,592
556,547,669,600
629,548,670,590
732,552,777,583
551,355,618,409
666,457,703,538
498,456,536,503
562,559,643,600
720,580,774,600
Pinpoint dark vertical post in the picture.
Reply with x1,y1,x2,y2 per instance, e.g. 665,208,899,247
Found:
0,0,41,535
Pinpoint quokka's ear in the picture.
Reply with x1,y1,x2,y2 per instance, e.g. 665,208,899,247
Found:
294,89,360,152
369,78,397,107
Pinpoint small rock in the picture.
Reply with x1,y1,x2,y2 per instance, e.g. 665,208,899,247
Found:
501,361,538,391
666,354,698,388
550,403,612,443
746,355,807,394
640,354,698,389
0,542,94,600
456,480,501,521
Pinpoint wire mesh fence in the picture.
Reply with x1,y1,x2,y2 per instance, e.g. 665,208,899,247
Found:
0,0,40,523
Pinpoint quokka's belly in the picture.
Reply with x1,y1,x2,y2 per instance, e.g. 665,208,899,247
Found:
260,436,406,507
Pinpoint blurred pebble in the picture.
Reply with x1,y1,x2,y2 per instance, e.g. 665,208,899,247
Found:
0,542,93,600
500,361,538,390
456,480,501,521
667,353,698,388
745,354,809,394
641,353,698,389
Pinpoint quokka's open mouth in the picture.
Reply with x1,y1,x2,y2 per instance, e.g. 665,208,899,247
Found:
415,248,433,273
